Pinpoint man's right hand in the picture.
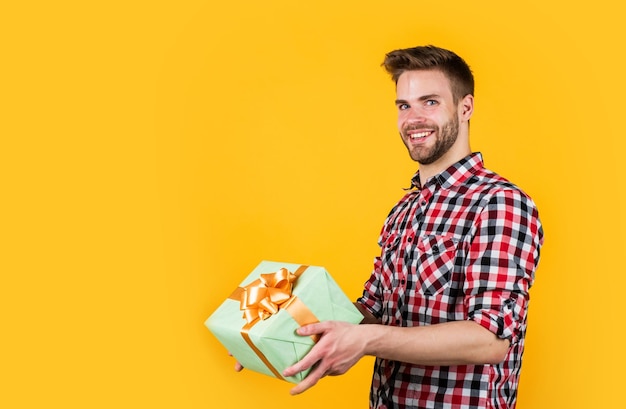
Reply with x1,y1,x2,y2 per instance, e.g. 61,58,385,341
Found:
228,352,244,372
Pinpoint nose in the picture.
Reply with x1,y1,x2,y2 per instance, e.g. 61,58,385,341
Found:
403,106,427,124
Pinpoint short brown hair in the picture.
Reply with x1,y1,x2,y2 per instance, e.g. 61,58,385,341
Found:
382,45,474,102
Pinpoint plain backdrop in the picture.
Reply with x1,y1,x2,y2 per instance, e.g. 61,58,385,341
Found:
1,1,624,408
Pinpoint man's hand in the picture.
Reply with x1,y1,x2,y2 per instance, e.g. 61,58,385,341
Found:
228,352,244,372
282,321,367,395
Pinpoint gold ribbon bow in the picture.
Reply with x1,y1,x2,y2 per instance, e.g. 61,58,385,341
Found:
240,267,296,323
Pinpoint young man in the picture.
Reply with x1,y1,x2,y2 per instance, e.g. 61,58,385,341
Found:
281,46,544,408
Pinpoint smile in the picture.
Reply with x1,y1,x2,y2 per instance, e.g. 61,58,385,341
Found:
409,130,433,139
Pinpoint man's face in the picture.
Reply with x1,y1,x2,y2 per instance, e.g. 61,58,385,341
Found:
396,70,460,165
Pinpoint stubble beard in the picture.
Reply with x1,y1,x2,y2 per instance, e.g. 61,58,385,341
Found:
403,114,460,165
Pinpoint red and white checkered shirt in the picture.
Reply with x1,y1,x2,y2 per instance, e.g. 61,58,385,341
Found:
358,153,543,409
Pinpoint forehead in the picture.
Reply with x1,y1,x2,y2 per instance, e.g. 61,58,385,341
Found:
396,70,454,100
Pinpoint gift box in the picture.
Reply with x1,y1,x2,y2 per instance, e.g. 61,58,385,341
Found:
205,260,363,383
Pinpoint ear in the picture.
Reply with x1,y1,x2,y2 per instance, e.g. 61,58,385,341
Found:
459,94,474,121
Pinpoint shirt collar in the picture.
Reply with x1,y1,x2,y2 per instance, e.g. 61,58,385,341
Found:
409,152,484,190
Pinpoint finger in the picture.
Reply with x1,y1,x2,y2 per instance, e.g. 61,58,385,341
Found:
289,364,327,395
296,321,328,336
282,345,323,377
228,352,244,372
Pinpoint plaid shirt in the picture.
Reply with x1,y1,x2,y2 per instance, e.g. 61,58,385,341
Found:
358,153,543,409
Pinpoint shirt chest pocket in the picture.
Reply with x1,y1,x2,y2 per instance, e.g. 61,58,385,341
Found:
410,234,459,296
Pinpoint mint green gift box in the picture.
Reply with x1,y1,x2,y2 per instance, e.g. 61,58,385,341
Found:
205,260,363,383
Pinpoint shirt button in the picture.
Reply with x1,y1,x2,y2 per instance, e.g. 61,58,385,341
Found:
400,279,405,284
421,201,427,206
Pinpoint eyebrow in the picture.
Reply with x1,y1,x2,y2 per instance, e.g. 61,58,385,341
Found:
395,94,441,105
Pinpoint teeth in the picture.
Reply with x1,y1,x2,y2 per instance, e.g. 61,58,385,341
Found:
410,131,431,139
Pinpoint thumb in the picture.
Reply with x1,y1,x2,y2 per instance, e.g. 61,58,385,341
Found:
297,321,328,336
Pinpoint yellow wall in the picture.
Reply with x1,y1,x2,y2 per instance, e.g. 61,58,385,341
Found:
2,1,624,408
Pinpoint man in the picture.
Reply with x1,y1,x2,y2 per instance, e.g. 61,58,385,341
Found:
244,45,543,408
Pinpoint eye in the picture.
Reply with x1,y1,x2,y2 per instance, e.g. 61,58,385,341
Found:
425,99,438,107
398,103,410,110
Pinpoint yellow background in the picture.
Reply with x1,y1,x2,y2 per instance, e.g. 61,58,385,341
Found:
1,1,624,408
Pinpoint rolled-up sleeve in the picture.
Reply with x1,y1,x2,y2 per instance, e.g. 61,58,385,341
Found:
357,256,384,318
465,188,543,344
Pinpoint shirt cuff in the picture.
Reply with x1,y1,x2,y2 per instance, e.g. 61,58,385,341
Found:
469,296,525,344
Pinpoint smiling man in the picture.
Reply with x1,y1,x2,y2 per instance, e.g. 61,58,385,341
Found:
281,45,544,408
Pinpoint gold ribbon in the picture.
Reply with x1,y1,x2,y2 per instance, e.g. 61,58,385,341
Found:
239,267,297,323
229,265,319,380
